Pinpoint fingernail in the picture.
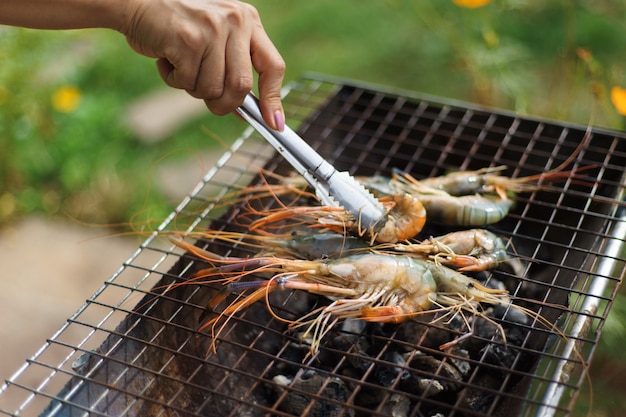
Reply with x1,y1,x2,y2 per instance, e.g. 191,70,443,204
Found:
274,110,285,131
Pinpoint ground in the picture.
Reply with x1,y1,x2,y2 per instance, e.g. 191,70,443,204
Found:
0,88,207,384
0,217,139,382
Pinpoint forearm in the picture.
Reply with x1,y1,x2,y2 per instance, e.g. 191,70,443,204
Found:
0,0,132,32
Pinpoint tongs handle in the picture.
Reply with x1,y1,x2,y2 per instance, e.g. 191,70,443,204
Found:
236,93,388,232
237,93,336,207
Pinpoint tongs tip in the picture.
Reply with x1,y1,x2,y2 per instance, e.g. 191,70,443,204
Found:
237,92,388,232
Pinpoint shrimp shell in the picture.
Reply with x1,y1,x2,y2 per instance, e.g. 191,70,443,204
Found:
171,238,512,355
372,194,426,243
248,194,426,244
417,194,513,227
394,229,510,272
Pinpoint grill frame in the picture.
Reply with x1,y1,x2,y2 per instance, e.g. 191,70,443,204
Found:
2,73,625,417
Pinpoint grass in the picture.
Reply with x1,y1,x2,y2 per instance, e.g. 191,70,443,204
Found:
1,1,626,415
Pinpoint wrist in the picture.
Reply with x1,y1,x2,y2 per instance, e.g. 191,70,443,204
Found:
108,0,141,34
93,0,136,32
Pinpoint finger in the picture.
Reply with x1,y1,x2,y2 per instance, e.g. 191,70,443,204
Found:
156,58,176,87
156,51,202,92
202,30,253,115
187,35,228,102
154,25,207,92
251,29,286,130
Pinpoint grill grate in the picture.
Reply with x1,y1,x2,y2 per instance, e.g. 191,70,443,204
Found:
2,74,626,417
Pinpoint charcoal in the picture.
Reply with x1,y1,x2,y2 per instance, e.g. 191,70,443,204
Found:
272,370,355,417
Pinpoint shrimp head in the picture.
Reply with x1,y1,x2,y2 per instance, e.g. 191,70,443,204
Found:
373,194,427,243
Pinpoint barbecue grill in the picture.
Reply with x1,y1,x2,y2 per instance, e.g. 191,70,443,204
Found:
2,74,626,417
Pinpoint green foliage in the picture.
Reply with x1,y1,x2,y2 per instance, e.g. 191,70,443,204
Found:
0,29,233,227
3,2,625,227
256,1,626,123
1,3,626,415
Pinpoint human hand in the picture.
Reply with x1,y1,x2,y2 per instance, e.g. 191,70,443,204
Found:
122,0,286,130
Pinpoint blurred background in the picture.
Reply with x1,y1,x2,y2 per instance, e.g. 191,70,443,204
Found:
1,1,625,415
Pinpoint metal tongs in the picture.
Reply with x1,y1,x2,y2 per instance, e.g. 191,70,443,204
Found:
237,92,388,233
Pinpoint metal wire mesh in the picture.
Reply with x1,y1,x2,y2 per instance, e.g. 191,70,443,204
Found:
1,74,625,417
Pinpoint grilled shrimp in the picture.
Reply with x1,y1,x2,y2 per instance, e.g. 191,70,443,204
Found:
188,228,518,273
395,163,590,198
374,194,427,243
248,193,426,244
393,229,510,272
189,229,370,260
354,162,590,227
410,167,529,198
171,238,511,354
357,174,514,227
417,194,512,226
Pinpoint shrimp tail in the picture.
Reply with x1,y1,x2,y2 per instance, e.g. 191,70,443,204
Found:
449,254,498,272
199,283,278,333
360,306,415,323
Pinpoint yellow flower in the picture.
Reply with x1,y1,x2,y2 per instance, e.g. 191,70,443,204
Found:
52,85,81,113
610,86,626,116
452,0,492,8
